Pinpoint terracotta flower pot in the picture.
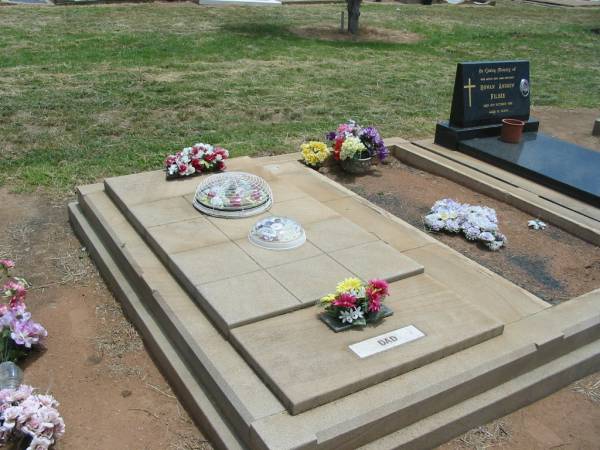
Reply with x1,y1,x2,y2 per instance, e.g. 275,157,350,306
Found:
500,118,525,144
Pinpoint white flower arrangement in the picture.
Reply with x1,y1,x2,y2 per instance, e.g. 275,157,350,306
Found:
424,199,507,251
528,219,547,230
339,136,366,160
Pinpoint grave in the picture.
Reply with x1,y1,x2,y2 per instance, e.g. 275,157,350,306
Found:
70,153,600,449
435,60,600,207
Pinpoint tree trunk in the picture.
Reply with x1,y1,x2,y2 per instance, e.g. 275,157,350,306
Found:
347,0,361,35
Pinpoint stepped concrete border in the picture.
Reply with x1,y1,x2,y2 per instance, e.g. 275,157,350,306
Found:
70,154,600,449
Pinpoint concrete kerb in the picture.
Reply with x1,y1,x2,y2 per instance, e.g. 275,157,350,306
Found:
68,203,245,450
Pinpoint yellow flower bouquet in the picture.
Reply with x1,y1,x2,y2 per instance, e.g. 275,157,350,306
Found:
300,141,331,168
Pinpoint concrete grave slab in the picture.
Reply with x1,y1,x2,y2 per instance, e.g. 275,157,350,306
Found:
231,274,503,414
235,237,323,269
147,218,229,255
171,242,260,285
266,254,356,303
206,212,274,241
71,155,600,449
331,240,425,283
305,216,379,253
270,196,340,225
198,271,302,330
130,196,200,228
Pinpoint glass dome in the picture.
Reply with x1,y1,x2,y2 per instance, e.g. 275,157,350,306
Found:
193,172,273,218
248,216,306,250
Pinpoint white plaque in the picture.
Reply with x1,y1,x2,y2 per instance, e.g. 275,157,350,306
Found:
349,325,425,359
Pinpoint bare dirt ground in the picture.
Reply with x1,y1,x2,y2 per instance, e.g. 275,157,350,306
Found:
0,193,209,449
0,107,597,450
534,106,600,152
289,26,422,44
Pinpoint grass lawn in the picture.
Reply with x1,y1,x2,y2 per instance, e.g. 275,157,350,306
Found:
0,1,599,194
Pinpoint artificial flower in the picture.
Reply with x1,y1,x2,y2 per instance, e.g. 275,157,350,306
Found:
0,260,15,274
301,141,330,167
320,278,391,329
338,307,364,324
424,199,507,250
0,386,64,449
327,120,388,162
164,142,229,178
339,136,366,160
336,278,363,294
333,292,357,308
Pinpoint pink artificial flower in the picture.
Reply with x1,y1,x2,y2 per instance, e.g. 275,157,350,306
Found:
177,163,188,175
27,435,53,450
337,123,353,134
214,147,229,159
2,280,27,303
191,159,203,171
366,279,389,313
1,407,20,432
367,293,382,312
0,260,15,271
10,319,47,348
367,279,389,296
164,155,176,166
333,293,357,309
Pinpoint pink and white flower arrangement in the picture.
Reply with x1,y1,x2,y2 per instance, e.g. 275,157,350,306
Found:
320,278,390,328
0,385,65,450
0,260,47,362
164,143,229,179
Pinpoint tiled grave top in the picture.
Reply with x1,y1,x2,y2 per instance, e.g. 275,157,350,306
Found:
87,155,519,417
104,161,424,335
231,274,504,414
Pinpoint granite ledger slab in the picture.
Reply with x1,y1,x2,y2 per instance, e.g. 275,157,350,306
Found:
458,132,600,206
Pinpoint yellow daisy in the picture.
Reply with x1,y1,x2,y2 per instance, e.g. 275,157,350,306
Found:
336,277,363,294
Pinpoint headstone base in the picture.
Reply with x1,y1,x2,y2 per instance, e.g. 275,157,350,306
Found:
434,118,540,150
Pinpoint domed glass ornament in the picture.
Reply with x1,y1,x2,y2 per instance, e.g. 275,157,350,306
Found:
193,172,273,218
248,216,306,250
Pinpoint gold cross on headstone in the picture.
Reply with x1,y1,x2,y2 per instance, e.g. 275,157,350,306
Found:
464,77,476,108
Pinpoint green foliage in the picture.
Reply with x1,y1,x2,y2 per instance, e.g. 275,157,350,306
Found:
0,329,28,363
0,1,598,194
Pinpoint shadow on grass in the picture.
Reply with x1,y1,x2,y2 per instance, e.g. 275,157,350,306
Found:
221,21,421,50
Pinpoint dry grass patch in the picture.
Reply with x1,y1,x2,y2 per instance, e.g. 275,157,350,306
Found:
572,373,600,403
453,419,512,449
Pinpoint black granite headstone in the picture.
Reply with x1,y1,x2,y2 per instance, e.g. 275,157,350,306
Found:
433,60,599,207
450,60,531,127
435,60,539,149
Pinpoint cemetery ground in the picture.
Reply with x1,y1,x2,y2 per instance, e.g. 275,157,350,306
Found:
0,1,599,449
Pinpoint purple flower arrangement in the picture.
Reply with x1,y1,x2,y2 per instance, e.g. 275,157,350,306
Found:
0,384,65,450
0,261,47,362
424,199,507,251
326,120,389,162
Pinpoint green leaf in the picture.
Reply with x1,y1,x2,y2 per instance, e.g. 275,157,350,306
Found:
353,318,367,327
